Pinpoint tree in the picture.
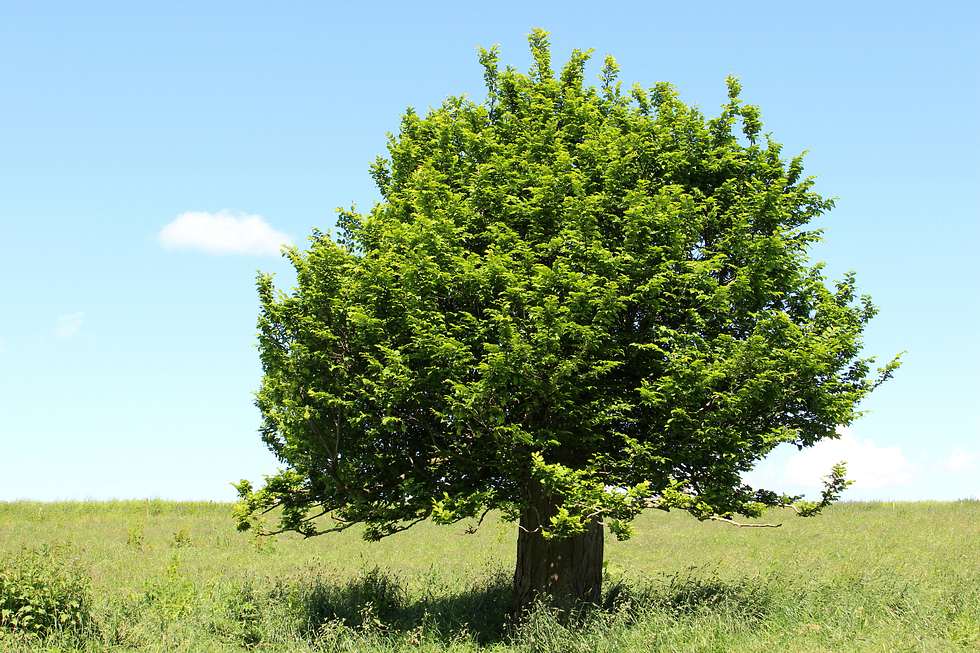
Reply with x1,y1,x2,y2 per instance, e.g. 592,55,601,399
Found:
234,30,898,616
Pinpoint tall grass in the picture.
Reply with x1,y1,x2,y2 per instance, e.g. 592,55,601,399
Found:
0,500,977,651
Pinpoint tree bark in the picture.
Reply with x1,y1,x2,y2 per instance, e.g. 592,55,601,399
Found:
511,483,604,619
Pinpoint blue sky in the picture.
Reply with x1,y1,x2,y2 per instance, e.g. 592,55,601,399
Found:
1,1,977,502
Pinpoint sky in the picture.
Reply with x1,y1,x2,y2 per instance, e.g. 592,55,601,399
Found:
1,1,977,503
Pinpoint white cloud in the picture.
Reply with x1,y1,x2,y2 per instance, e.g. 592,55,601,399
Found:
943,449,978,474
159,210,291,256
55,312,84,339
784,428,915,490
746,427,916,495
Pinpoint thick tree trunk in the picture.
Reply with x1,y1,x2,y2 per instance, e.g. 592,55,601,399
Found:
511,483,604,619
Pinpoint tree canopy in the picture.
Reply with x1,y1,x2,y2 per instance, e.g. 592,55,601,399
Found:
235,30,897,554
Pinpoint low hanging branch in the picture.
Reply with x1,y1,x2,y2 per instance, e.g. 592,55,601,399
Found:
709,515,782,528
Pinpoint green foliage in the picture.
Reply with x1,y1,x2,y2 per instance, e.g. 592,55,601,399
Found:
0,546,92,639
237,30,898,541
126,522,145,550
141,556,197,622
171,527,192,549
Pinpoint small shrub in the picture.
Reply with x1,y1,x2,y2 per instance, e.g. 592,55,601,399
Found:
0,546,93,638
126,523,145,550
171,528,191,548
141,556,196,620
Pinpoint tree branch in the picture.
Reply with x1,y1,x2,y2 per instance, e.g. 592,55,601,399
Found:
709,515,782,528
464,506,494,534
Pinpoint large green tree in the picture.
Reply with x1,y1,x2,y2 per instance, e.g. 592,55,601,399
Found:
235,31,898,615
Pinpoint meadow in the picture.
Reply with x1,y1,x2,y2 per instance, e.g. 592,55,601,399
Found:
0,500,977,652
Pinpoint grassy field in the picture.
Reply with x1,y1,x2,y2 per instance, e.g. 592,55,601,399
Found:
0,500,977,652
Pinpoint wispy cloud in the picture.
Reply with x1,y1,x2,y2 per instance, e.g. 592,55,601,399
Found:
55,312,85,339
159,210,292,256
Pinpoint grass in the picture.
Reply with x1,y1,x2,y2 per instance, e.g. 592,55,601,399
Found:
0,500,977,651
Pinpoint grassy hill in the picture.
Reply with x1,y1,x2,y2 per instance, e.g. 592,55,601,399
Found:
1,500,977,651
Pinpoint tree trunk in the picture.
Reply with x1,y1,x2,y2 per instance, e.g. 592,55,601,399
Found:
511,483,604,619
